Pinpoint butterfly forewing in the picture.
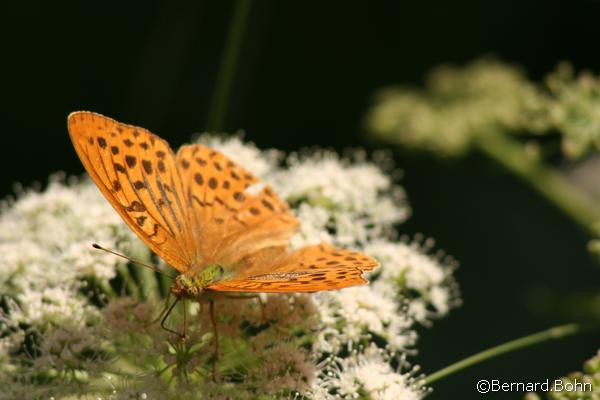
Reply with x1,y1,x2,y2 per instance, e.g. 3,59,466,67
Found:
176,144,259,216
68,111,194,271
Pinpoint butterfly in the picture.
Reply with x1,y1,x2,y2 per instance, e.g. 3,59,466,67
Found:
67,111,379,333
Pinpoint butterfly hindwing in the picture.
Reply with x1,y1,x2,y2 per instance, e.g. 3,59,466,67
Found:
206,268,369,293
214,186,300,266
175,144,299,268
207,243,379,292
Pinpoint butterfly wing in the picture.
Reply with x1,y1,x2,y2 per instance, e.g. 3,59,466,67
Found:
69,111,376,290
175,144,299,270
207,243,379,292
67,111,195,272
215,185,300,265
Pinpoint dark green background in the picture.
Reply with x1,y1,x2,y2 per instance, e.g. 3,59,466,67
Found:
3,1,600,398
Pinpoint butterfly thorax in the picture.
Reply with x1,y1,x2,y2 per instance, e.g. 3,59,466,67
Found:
171,264,226,300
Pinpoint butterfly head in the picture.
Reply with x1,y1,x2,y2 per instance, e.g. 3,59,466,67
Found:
171,264,226,299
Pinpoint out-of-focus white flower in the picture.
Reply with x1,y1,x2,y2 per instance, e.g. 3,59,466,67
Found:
429,286,451,315
313,286,415,355
316,344,425,400
278,152,408,215
273,151,409,247
288,203,333,248
0,177,144,294
366,240,443,289
364,239,459,321
12,286,99,329
0,314,23,371
366,58,545,158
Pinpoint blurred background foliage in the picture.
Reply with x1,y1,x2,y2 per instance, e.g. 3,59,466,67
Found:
366,58,600,249
3,1,600,398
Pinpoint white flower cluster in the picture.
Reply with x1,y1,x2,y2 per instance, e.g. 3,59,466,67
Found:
365,239,459,323
316,345,425,400
279,152,409,248
202,136,459,399
0,175,143,291
0,175,145,367
202,137,410,248
0,135,459,399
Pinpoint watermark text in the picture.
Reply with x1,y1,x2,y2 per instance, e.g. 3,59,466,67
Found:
476,379,592,394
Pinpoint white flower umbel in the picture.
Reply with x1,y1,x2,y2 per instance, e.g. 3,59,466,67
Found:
273,151,410,247
312,285,416,355
11,286,99,329
365,238,459,322
0,175,144,293
0,135,459,398
316,344,425,400
0,175,145,382
289,203,333,248
0,175,149,397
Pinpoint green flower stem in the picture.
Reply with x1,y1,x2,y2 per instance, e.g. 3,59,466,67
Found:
424,323,594,385
206,0,252,132
475,131,600,237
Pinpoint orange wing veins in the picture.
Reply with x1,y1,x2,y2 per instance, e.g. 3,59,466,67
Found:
67,111,194,271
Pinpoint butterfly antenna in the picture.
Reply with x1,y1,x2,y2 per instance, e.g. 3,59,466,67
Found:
92,243,176,279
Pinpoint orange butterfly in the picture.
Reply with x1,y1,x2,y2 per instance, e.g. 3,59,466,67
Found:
67,111,379,324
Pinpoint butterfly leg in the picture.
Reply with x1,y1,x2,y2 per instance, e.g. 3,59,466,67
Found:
161,297,185,338
209,300,219,382
181,299,188,341
149,292,172,327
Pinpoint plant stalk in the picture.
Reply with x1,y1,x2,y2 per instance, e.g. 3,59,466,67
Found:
423,323,592,385
475,131,600,237
206,0,252,132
